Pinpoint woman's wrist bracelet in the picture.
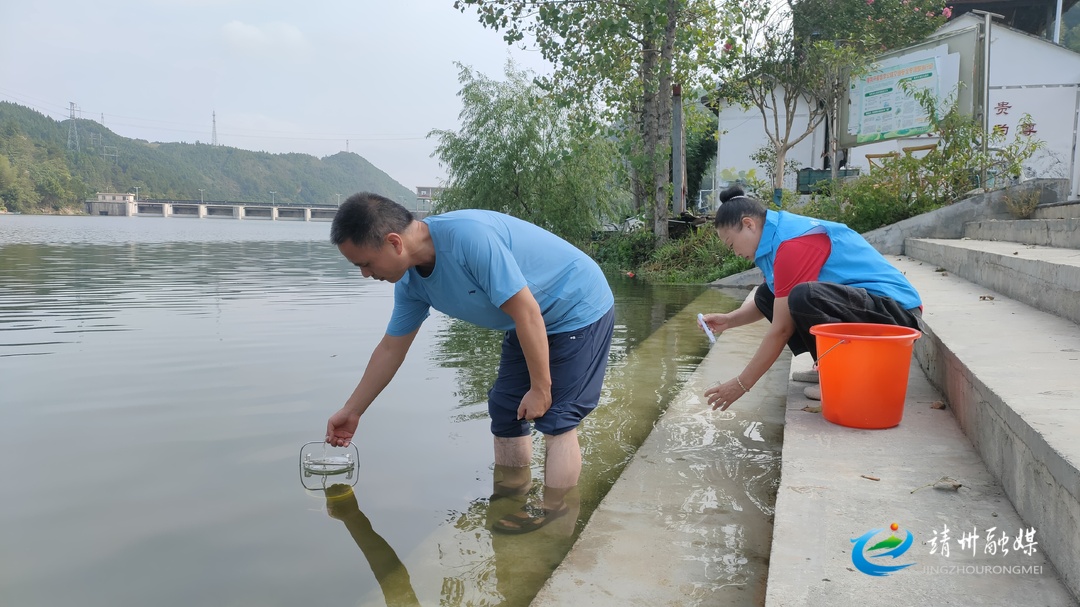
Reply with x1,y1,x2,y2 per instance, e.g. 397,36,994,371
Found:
736,376,750,393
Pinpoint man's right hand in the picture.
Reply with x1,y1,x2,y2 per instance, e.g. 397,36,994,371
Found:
326,407,361,447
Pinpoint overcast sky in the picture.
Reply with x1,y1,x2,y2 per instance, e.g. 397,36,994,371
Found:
0,1,550,191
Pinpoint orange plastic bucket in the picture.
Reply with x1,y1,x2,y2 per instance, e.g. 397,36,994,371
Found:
808,323,922,429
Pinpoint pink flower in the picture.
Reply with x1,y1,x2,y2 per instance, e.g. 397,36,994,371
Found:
866,0,874,4
943,6,953,18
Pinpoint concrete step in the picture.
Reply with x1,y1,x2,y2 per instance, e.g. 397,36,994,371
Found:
889,254,1080,600
1034,200,1080,219
765,351,1077,607
905,237,1080,326
964,217,1080,249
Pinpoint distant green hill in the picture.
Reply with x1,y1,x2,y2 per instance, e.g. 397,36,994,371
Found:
0,101,420,213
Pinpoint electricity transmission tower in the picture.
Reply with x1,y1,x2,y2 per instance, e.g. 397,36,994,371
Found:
67,102,79,153
212,111,218,146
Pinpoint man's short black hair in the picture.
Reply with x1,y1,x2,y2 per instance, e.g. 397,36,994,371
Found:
330,193,414,248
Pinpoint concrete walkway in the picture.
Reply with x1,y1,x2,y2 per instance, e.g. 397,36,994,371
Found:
532,290,1078,606
767,352,1075,606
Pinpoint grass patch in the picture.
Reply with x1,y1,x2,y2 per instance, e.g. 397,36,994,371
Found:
590,226,752,283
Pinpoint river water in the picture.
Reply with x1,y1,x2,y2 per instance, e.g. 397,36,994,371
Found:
0,214,762,607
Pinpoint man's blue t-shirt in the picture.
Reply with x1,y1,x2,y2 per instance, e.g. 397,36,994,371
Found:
386,210,614,336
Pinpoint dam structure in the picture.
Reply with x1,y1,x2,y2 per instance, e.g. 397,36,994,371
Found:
85,192,339,221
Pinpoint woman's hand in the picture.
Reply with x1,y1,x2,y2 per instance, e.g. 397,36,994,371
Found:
700,312,736,337
704,378,747,411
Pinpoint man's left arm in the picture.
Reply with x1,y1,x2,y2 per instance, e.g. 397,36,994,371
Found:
500,287,552,420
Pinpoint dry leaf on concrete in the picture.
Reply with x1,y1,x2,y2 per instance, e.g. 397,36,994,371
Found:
934,477,963,491
802,405,822,413
911,475,963,494
930,401,947,410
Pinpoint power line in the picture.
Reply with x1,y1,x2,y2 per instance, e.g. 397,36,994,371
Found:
0,89,429,145
0,87,70,118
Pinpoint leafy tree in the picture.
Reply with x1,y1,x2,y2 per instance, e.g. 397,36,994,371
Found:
453,0,730,244
430,61,624,248
0,152,36,212
792,0,950,51
711,0,829,193
0,119,49,212
1062,3,1080,53
684,103,718,205
714,0,948,191
795,0,949,180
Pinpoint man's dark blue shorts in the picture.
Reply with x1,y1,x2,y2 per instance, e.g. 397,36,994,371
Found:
488,306,615,438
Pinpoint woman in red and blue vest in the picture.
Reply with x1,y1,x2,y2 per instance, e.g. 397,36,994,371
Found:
701,186,922,411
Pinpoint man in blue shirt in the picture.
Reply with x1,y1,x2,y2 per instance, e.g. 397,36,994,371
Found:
325,192,615,534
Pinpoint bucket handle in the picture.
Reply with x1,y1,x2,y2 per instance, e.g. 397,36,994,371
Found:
817,339,850,362
816,328,921,362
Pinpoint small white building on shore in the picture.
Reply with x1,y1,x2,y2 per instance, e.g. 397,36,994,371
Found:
712,14,1080,200
86,192,137,216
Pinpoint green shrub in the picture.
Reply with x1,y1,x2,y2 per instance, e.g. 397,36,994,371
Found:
815,161,940,233
590,224,752,283
637,227,752,283
588,229,656,271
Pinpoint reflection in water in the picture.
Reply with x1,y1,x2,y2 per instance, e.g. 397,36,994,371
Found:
428,485,582,606
319,480,581,607
428,317,502,423
325,484,422,607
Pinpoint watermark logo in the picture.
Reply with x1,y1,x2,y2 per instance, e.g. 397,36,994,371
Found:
927,524,1038,558
851,522,915,577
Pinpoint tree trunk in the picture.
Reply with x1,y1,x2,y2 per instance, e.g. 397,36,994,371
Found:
672,83,686,214
773,147,786,191
828,75,840,182
640,34,665,243
631,164,647,214
650,0,679,244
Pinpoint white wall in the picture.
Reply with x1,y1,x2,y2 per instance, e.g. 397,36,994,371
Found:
714,91,826,192
940,14,1080,86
